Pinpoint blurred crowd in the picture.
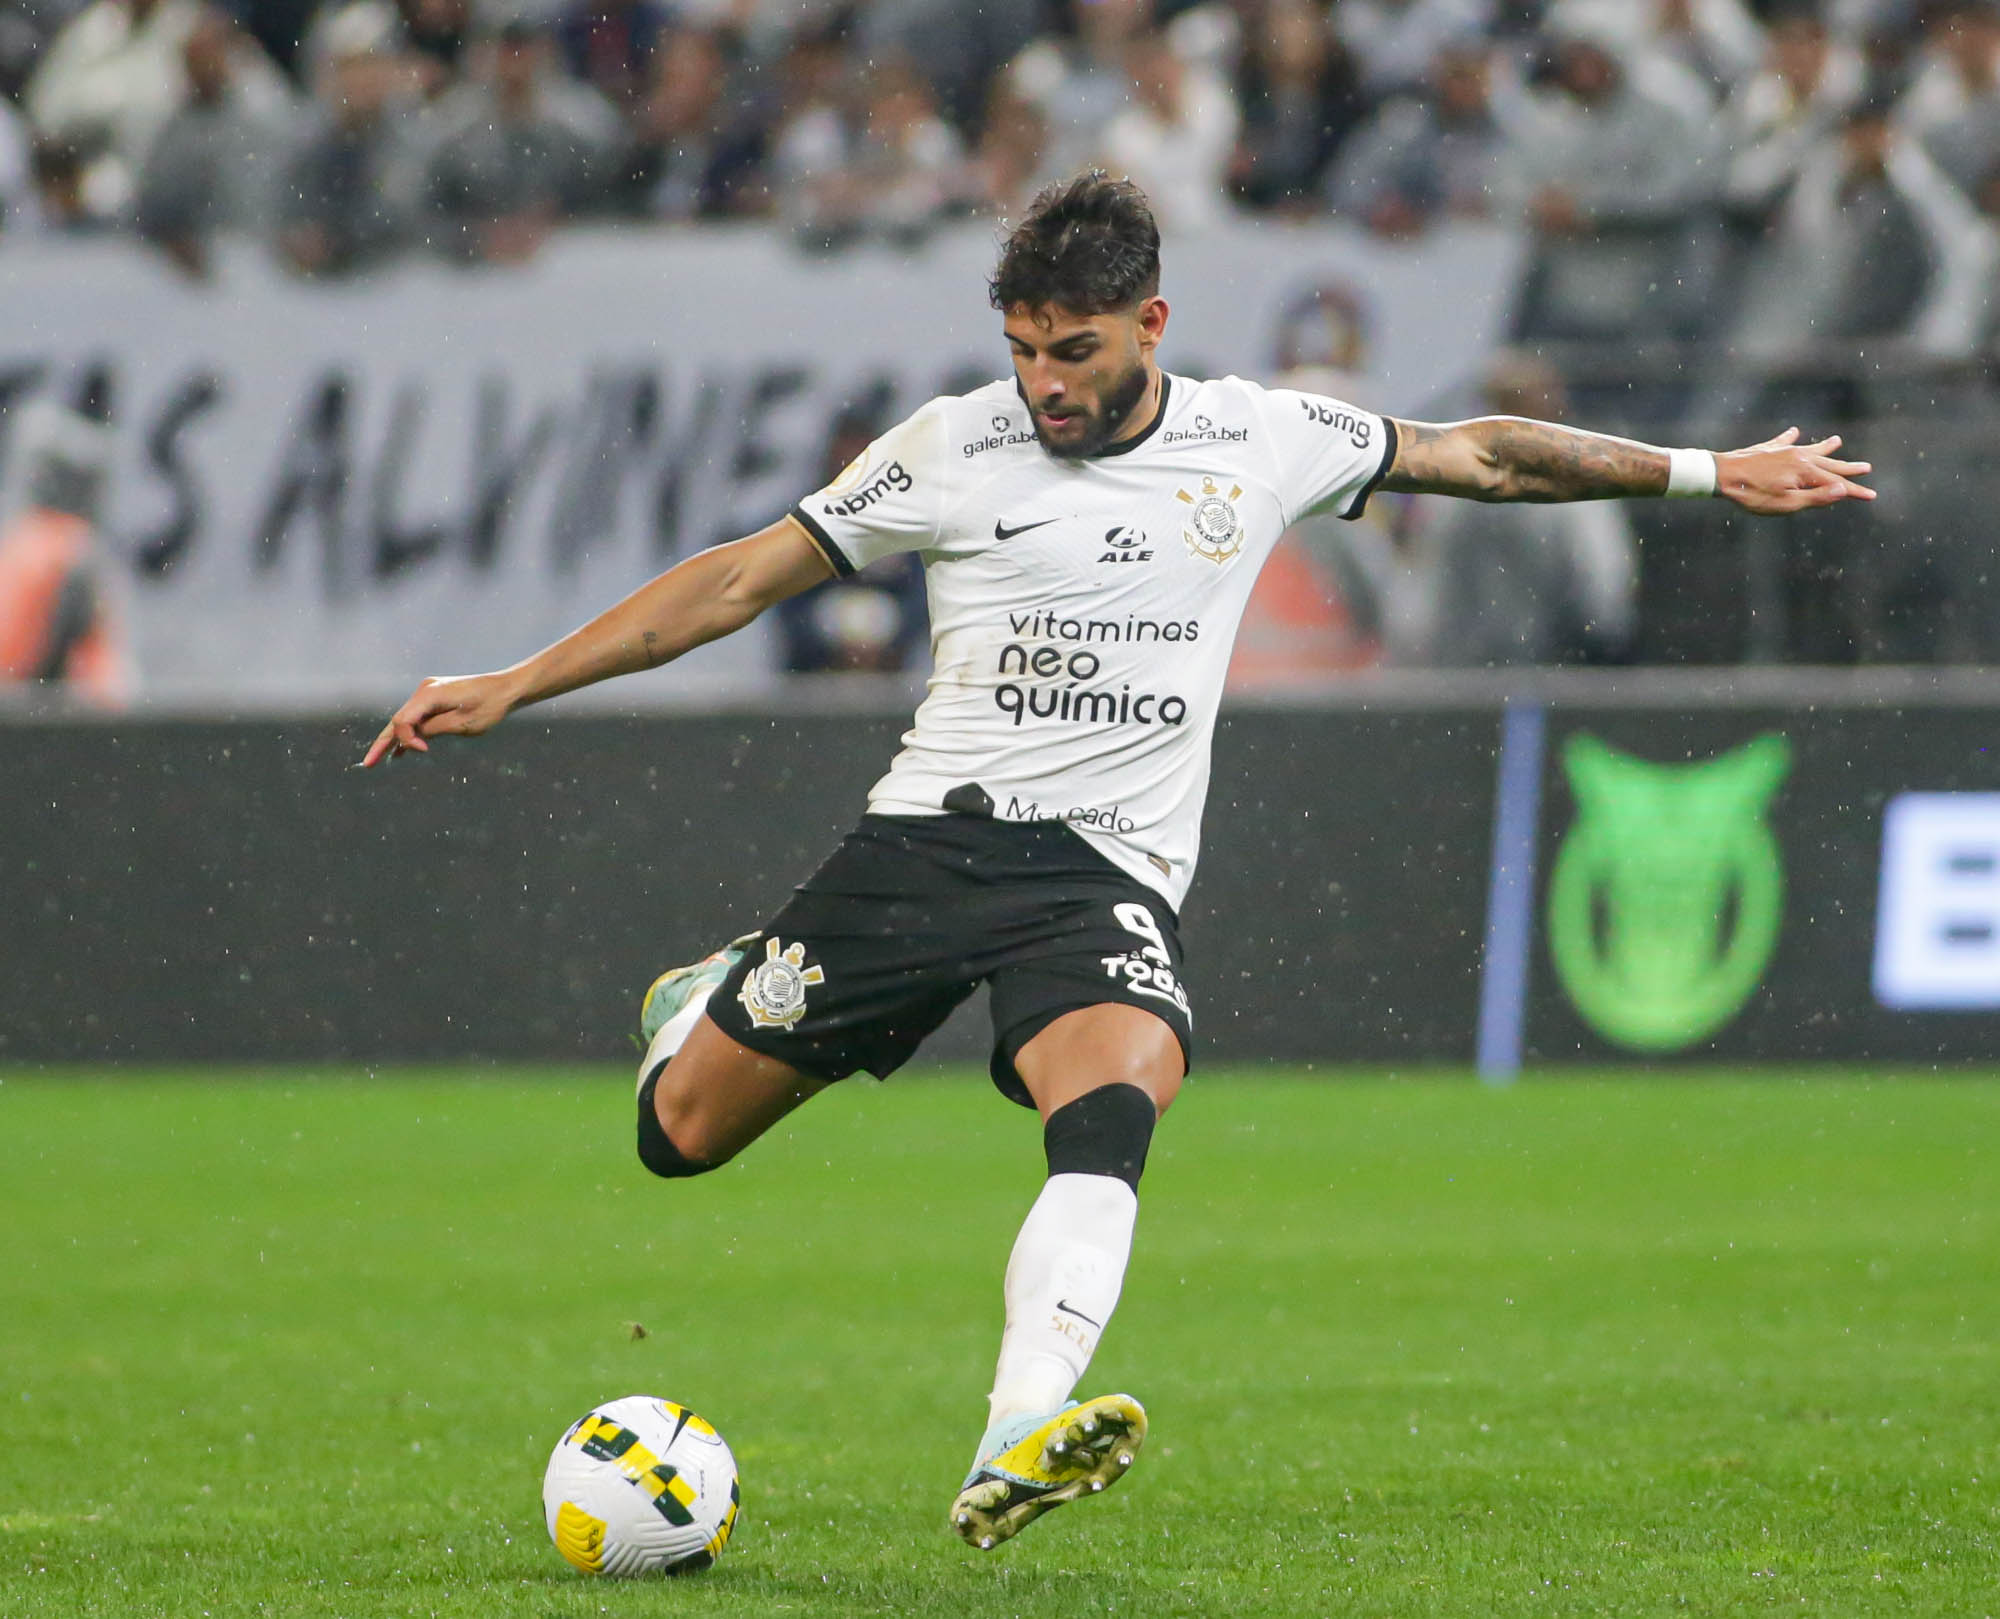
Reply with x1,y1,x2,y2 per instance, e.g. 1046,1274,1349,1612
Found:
0,0,1991,351
7,0,2000,694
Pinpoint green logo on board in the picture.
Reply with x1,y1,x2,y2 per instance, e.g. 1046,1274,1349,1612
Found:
1547,733,1791,1052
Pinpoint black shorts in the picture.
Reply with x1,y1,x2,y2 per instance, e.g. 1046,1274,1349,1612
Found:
704,813,1194,1107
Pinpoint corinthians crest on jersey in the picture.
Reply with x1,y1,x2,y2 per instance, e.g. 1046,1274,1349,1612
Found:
1176,476,1245,564
737,937,825,1031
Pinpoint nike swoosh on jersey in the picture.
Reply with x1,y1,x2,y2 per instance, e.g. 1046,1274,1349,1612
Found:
1055,1298,1104,1328
994,517,1059,540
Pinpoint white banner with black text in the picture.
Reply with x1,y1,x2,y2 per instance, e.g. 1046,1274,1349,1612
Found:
0,219,1524,707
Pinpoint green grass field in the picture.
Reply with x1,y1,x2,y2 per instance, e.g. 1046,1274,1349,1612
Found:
3,1069,1996,1617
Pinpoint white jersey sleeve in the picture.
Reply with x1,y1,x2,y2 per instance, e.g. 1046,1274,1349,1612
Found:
1258,388,1399,527
789,400,951,575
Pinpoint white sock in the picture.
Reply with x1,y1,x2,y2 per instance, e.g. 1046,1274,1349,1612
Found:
637,989,714,1089
982,1172,1138,1445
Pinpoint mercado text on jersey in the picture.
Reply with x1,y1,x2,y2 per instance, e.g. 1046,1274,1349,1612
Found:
788,374,1397,909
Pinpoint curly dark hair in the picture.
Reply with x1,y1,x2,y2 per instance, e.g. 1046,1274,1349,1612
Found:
988,172,1161,315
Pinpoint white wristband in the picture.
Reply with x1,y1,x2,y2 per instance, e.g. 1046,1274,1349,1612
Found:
1665,447,1717,498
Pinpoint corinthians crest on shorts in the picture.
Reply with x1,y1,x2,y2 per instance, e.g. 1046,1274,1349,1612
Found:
1176,476,1245,564
736,937,825,1031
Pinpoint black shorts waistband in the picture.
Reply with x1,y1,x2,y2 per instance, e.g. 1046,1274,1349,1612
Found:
802,812,1171,915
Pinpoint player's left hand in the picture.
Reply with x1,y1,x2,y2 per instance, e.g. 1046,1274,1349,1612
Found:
1715,427,1875,515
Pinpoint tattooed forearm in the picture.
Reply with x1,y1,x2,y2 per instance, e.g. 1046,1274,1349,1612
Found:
1383,416,1670,503
1483,418,1669,501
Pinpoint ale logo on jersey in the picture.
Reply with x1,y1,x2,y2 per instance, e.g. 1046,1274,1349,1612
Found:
737,937,825,1031
1546,732,1790,1052
1099,525,1152,564
1177,477,1245,564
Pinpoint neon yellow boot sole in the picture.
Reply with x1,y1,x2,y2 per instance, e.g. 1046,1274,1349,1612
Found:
949,1393,1147,1550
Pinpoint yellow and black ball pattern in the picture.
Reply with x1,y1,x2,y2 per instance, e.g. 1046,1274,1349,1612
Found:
541,1396,741,1576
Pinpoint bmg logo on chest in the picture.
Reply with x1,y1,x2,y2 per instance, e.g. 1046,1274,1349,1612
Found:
1098,525,1153,564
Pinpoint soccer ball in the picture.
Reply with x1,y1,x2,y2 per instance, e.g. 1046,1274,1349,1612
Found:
541,1395,741,1576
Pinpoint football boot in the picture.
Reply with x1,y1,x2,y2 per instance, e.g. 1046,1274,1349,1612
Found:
948,1393,1147,1550
636,933,758,1087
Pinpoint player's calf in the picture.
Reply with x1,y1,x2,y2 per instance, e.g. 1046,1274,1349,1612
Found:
631,940,833,1179
632,938,757,1179
635,1070,716,1179
981,1093,1152,1432
1042,1079,1158,1189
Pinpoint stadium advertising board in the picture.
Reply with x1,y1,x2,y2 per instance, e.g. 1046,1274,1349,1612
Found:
0,222,1521,709
0,709,1498,1065
1520,706,2000,1064
9,693,1995,1067
1190,708,1496,1063
1872,793,2000,1010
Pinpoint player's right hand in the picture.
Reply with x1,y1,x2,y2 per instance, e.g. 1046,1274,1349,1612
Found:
360,672,519,768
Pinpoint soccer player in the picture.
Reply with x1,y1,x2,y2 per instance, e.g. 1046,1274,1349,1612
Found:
363,172,1874,1550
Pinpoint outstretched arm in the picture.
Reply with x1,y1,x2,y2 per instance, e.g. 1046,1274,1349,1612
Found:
360,516,834,767
1380,419,1874,514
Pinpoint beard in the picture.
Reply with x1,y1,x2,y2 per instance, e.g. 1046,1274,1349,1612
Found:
1021,358,1153,459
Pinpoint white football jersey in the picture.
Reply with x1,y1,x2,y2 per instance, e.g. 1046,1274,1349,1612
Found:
789,373,1397,910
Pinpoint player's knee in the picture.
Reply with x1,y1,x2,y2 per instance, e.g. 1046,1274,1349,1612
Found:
1095,1026,1182,1117
1043,1081,1159,1191
635,1072,720,1179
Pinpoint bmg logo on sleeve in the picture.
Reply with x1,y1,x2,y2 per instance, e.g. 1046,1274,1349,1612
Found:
1873,793,2000,1008
822,461,913,518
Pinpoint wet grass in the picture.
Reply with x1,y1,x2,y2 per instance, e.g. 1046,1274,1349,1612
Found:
2,1068,1996,1616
